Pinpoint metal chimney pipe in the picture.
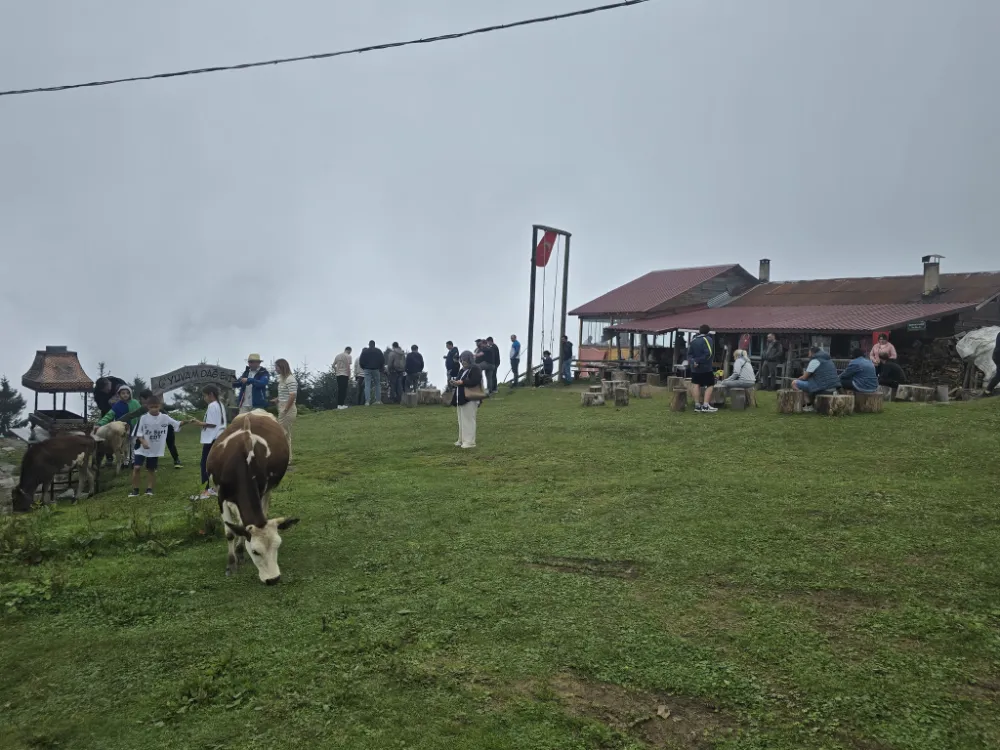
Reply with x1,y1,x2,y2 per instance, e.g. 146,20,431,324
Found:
758,258,771,283
922,254,943,296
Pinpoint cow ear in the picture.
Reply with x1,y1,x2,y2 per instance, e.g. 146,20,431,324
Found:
275,517,300,531
224,521,251,540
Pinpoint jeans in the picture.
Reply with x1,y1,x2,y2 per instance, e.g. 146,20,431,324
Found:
200,443,213,486
390,371,405,403
759,361,779,390
562,359,572,384
481,363,497,392
166,425,179,464
510,358,520,386
355,376,366,405
336,375,349,406
364,369,381,404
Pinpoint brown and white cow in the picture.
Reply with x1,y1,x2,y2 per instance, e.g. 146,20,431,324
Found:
93,421,130,474
206,409,299,585
11,433,98,512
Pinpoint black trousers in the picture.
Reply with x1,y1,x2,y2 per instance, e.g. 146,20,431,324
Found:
336,375,349,406
356,376,366,405
987,354,1000,393
166,425,179,463
511,358,520,386
200,443,213,486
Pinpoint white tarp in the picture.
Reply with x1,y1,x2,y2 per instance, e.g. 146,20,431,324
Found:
956,326,999,381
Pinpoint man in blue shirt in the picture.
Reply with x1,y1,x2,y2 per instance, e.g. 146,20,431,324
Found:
509,334,522,387
839,348,879,393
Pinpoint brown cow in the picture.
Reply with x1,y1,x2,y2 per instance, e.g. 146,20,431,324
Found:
206,409,299,584
11,433,98,512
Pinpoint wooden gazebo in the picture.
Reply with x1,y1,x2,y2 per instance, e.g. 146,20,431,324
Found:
21,346,94,434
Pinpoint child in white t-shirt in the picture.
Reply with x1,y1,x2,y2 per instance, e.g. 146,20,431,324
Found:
130,394,185,497
189,385,227,499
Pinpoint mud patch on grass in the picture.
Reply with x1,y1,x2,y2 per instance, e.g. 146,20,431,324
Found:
524,556,643,580
547,672,737,748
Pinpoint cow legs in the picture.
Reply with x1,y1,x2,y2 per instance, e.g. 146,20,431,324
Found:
221,501,244,576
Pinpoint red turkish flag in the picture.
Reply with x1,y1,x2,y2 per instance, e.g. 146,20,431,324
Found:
535,230,557,267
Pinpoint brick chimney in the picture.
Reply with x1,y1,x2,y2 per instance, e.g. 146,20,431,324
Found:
758,258,771,283
922,254,944,296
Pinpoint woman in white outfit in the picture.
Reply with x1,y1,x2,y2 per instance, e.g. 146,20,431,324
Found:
273,358,298,462
716,349,756,389
449,350,484,449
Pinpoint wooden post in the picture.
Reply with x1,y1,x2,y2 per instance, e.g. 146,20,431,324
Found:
401,392,418,407
526,225,539,388
777,389,805,414
670,388,687,412
935,385,949,402
601,380,615,401
559,232,571,366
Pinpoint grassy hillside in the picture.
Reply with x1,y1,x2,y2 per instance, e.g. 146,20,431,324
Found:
1,390,999,749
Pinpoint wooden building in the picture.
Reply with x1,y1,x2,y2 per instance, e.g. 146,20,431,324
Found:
572,257,1000,385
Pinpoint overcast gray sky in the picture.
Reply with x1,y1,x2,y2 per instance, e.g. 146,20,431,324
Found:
1,0,997,404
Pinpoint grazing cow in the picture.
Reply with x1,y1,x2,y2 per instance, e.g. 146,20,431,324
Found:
11,433,98,512
206,409,299,585
93,421,130,474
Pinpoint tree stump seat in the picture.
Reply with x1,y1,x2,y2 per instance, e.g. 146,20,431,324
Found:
854,390,884,413
581,392,605,407
815,393,854,416
777,389,805,414
629,383,652,399
895,385,935,403
670,388,687,412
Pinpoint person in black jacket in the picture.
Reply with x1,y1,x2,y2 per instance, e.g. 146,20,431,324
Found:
986,330,1000,395
358,340,386,405
405,345,425,392
560,336,574,385
449,351,483,449
93,376,128,417
444,341,460,383
486,336,501,393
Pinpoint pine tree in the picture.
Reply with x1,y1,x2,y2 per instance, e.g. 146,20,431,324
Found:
310,367,339,410
0,375,28,436
131,376,149,395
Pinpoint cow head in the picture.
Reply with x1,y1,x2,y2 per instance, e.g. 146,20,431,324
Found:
224,517,300,584
11,485,34,513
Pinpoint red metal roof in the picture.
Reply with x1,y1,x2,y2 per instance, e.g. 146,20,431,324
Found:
733,272,1000,307
609,303,975,335
569,264,740,316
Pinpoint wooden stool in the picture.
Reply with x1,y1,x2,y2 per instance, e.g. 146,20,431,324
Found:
854,391,884,413
581,392,605,407
629,383,652,399
895,385,935,402
670,388,687,412
401,392,419,407
729,389,749,410
777,389,805,414
815,393,854,416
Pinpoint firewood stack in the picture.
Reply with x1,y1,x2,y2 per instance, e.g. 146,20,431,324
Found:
898,337,964,387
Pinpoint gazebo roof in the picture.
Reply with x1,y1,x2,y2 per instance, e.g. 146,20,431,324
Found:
21,346,94,393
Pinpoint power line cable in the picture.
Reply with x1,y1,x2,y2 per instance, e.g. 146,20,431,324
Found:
0,0,650,98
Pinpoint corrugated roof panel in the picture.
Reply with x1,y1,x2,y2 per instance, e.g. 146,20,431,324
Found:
570,264,740,316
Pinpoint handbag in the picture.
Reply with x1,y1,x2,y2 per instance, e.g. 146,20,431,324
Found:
458,368,487,401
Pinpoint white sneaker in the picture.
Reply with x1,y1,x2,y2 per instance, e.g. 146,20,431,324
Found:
701,404,718,413
461,444,476,449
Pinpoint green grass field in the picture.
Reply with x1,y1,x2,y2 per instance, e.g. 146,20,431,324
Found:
1,389,999,750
